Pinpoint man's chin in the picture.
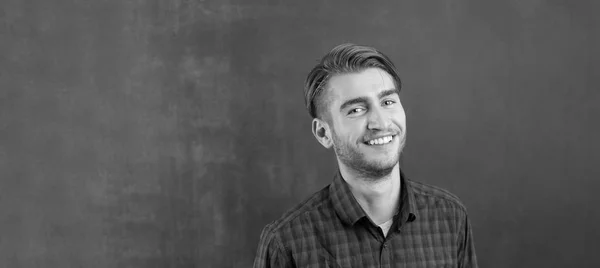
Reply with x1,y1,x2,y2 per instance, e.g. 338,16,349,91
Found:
358,165,395,179
367,155,400,168
354,160,399,178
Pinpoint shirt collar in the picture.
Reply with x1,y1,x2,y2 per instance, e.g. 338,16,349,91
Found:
397,169,418,230
329,169,418,228
329,170,367,226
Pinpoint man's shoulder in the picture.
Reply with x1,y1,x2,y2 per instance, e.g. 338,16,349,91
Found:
407,179,468,213
260,185,331,237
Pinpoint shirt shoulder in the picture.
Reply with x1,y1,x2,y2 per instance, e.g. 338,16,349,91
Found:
260,185,331,238
407,179,468,213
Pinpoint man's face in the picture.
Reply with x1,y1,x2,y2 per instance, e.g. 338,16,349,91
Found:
323,67,406,178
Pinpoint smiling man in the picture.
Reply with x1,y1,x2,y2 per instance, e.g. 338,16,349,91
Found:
253,44,478,268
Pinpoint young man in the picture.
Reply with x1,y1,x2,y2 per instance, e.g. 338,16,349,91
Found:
253,44,478,267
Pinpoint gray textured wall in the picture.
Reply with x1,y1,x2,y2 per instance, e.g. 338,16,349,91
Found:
1,0,599,267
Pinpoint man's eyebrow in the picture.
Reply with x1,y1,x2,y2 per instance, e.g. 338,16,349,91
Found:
378,88,399,99
339,97,368,111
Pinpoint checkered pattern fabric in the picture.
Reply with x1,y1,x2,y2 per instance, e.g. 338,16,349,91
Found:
253,170,478,268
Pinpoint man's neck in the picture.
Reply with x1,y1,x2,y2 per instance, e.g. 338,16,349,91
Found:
338,163,401,225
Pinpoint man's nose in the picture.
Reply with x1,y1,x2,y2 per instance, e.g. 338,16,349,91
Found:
366,107,389,130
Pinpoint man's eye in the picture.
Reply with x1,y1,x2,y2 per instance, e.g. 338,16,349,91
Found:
383,100,396,106
348,108,364,114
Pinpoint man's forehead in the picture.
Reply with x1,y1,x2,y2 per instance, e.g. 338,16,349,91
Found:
326,68,397,100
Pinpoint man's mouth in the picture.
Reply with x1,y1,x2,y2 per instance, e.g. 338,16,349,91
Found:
364,135,395,145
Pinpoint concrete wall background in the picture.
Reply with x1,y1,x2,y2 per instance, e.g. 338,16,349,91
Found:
1,0,599,267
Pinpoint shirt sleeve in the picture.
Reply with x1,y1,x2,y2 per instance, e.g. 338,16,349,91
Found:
457,212,478,268
253,224,293,268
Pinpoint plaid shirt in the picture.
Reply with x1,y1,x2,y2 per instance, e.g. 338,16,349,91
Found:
253,170,478,268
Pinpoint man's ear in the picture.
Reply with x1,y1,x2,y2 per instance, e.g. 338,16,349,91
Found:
311,117,333,149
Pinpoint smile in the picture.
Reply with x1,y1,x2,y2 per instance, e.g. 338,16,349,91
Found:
365,135,394,145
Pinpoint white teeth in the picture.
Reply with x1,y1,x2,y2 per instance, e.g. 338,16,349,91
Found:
367,136,393,145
